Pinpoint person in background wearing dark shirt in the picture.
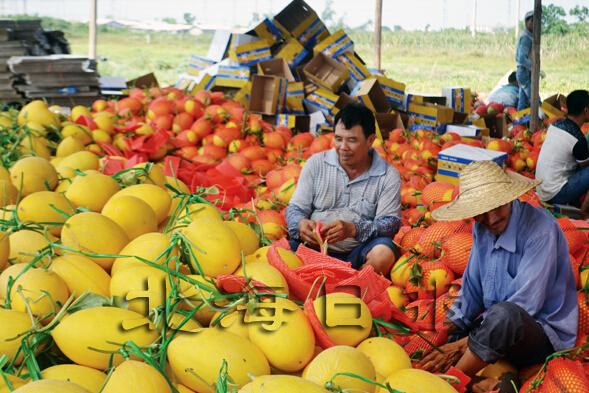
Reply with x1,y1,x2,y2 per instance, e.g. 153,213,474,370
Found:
535,90,589,211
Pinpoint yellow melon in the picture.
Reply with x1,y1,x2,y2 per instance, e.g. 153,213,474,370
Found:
110,184,171,224
17,191,75,236
41,364,107,393
10,157,58,196
167,329,269,393
49,255,111,298
102,360,171,393
65,173,121,212
9,268,69,320
101,195,157,240
61,212,129,270
181,217,241,277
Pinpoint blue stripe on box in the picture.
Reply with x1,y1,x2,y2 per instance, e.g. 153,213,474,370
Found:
204,76,216,91
438,155,475,165
410,112,437,122
237,47,271,56
287,90,305,96
382,86,404,96
438,168,460,178
215,73,249,81
291,48,309,67
263,18,283,40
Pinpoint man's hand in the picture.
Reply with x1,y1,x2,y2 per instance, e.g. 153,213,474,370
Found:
298,219,318,246
417,337,467,373
321,220,356,244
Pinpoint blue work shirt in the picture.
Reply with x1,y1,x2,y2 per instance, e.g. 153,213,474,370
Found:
285,148,401,253
516,28,533,70
449,200,578,351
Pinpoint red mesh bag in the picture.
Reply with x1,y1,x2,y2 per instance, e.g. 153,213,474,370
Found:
443,366,470,393
303,298,336,349
268,245,389,304
540,357,589,393
216,275,275,295
405,330,449,361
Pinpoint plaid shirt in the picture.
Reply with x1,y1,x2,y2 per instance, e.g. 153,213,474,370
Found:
285,148,401,253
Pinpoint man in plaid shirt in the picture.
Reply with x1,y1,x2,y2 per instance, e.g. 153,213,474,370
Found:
286,103,401,275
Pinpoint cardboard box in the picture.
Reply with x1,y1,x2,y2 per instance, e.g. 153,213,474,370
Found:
175,73,201,91
376,75,405,110
275,38,310,68
375,111,405,141
231,37,272,66
286,81,305,114
273,0,329,49
542,94,566,118
206,29,232,62
257,58,295,82
446,124,488,138
442,87,473,114
303,87,339,121
303,52,349,92
404,93,446,111
309,111,328,135
408,102,454,132
127,73,158,88
351,78,391,114
436,144,508,185
195,63,250,91
336,52,372,90
276,114,310,132
250,75,288,115
313,29,354,57
186,55,216,77
233,82,251,110
247,18,284,46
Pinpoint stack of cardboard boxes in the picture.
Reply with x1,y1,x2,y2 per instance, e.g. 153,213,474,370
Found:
177,0,476,139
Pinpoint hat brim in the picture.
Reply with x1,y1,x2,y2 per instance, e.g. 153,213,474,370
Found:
431,171,541,221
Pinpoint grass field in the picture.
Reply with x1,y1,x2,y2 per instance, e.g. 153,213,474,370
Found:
21,17,589,96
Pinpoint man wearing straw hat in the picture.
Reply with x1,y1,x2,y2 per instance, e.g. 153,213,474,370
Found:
419,160,578,392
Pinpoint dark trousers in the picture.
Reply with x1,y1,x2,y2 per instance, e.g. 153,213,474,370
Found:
453,302,554,368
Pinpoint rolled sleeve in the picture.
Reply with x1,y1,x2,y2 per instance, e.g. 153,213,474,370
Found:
285,157,317,240
354,167,402,242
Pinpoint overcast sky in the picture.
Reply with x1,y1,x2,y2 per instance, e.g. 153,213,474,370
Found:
1,0,585,31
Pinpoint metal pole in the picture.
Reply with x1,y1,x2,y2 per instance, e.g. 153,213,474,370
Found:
89,0,97,59
530,0,542,132
471,0,477,37
515,0,521,42
374,0,383,71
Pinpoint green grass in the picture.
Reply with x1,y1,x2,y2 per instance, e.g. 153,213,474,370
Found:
10,16,589,96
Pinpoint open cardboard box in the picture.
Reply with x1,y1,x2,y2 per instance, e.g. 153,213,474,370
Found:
250,74,288,115
273,0,329,49
277,114,311,133
303,52,349,92
542,93,566,118
257,58,295,82
375,111,405,140
127,73,159,89
351,78,391,113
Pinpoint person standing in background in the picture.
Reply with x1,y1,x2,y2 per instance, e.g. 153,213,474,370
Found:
515,11,534,110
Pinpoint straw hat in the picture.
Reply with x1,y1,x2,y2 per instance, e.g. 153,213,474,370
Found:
431,160,541,221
